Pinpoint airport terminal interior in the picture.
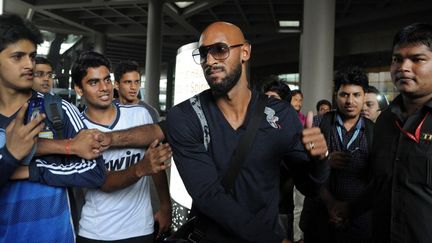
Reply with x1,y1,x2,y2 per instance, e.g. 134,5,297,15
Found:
3,0,432,113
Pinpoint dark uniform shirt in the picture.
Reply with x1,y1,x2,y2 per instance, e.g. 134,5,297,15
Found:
357,95,432,243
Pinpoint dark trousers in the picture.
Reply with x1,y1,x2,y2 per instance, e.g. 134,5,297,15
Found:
76,234,153,243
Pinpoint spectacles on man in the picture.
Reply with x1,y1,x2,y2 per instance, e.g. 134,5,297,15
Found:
192,42,245,64
34,71,56,79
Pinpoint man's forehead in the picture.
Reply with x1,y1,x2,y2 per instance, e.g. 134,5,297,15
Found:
35,64,53,71
338,84,364,92
3,39,37,52
199,22,244,46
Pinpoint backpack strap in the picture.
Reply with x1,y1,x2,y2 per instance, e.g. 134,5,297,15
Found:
43,93,64,139
190,94,210,151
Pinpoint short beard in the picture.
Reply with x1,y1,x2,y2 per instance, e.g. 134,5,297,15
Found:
205,63,242,98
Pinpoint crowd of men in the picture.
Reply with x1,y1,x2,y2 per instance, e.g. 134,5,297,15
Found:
1,11,432,243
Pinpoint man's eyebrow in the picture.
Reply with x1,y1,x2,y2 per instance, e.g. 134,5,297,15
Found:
87,78,100,83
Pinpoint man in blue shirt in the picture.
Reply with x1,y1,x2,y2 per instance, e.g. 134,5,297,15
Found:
0,13,108,242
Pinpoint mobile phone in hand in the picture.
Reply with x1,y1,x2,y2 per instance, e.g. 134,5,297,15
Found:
26,97,45,124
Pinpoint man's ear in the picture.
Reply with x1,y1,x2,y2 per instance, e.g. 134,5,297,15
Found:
74,85,84,97
241,43,251,62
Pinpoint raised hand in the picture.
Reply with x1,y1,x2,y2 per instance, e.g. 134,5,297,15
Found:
6,103,45,161
134,140,172,177
301,111,328,159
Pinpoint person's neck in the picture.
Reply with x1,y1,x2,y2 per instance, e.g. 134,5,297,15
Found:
85,104,117,126
119,96,139,105
341,113,360,132
0,87,32,117
215,78,251,130
401,93,432,117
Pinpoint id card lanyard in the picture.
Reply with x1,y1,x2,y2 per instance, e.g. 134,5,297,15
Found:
336,115,362,150
395,112,429,143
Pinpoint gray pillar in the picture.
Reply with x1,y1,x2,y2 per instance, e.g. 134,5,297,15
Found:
93,33,106,54
144,0,164,108
300,0,335,114
165,60,174,110
0,0,4,14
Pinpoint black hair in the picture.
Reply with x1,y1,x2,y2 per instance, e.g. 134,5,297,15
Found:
114,60,141,81
367,85,389,111
290,89,303,98
35,56,53,68
334,66,369,93
262,80,291,102
316,99,332,112
0,14,43,52
71,51,111,87
393,23,432,51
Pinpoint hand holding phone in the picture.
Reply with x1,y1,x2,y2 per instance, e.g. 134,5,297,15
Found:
6,102,45,161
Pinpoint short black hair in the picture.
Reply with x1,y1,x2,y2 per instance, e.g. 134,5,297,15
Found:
0,14,43,53
393,23,432,51
262,80,291,102
290,89,303,98
35,56,53,69
71,51,111,87
367,85,389,111
316,99,332,112
334,66,369,93
114,60,141,81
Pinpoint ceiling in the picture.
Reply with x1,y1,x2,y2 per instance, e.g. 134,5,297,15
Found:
7,0,432,70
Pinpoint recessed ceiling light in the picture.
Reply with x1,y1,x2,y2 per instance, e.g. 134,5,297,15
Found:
175,1,195,8
279,20,300,27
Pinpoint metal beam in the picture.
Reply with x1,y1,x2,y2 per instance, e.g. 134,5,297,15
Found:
107,6,147,29
182,0,227,18
164,3,199,35
267,0,278,28
233,0,250,29
15,0,100,34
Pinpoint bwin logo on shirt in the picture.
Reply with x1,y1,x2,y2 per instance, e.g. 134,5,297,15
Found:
264,107,281,129
106,151,142,171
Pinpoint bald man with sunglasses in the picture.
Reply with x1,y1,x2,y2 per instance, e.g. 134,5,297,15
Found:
166,21,329,243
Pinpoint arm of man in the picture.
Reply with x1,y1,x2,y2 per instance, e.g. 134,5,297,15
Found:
101,122,164,150
27,100,106,188
36,129,103,159
285,110,330,197
167,105,283,243
152,169,172,236
99,140,171,192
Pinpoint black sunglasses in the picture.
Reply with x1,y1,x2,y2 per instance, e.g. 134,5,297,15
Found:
192,42,244,64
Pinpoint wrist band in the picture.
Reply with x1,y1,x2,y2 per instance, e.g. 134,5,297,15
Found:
65,139,72,156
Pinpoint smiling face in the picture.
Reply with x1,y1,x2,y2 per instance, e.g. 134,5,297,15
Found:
198,22,250,97
0,39,36,92
336,84,365,120
391,44,432,100
115,71,141,104
74,65,113,110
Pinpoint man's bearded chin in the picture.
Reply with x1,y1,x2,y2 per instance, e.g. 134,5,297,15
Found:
207,63,242,98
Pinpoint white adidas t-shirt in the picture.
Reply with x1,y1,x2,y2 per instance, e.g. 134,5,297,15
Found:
78,104,154,240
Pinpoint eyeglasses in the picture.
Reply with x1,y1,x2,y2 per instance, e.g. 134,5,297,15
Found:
34,71,56,79
192,42,245,64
